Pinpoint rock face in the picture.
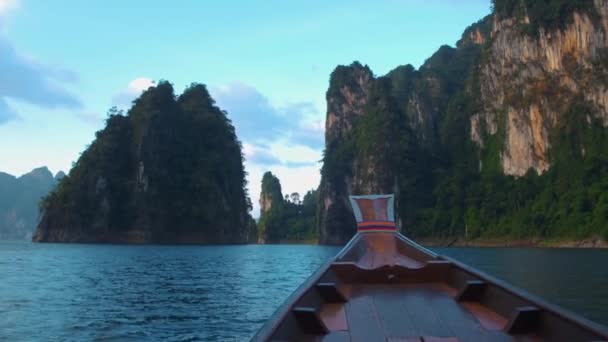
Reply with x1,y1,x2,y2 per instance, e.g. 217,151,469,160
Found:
319,1,608,244
476,0,608,175
33,82,256,244
259,175,279,216
325,63,375,145
0,167,60,240
258,171,283,242
318,63,374,244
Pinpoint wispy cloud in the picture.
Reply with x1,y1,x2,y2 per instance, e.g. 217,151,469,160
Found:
211,82,324,149
214,83,324,166
0,3,82,125
0,39,81,107
242,140,322,168
0,38,82,113
0,97,17,124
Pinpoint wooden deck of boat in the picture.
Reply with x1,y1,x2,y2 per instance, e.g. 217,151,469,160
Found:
304,283,532,342
255,232,608,342
309,234,535,341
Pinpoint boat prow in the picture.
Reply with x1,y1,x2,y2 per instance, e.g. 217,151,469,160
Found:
253,194,608,342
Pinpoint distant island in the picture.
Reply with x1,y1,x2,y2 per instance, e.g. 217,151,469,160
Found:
33,82,256,244
0,167,63,240
257,171,317,243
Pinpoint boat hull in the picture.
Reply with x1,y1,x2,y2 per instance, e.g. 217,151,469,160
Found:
252,232,608,341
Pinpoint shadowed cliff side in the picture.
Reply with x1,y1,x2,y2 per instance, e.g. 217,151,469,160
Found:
33,81,256,244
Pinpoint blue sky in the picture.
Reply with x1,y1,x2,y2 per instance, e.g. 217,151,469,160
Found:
0,0,491,216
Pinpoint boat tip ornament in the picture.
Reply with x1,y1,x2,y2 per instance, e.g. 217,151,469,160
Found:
348,194,396,233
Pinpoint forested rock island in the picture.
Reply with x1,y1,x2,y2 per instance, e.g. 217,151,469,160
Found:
33,83,256,243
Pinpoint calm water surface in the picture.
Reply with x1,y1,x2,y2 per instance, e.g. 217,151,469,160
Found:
1,241,607,341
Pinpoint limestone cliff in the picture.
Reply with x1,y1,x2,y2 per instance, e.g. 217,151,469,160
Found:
318,63,373,244
258,171,283,242
319,1,608,244
475,0,608,176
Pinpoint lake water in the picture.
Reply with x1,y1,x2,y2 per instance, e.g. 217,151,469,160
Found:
1,241,607,341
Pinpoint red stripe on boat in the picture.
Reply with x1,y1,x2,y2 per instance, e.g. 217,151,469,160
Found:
357,221,396,228
357,225,396,232
358,226,396,230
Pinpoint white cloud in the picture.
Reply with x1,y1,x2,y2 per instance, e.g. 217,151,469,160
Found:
0,0,18,17
302,119,324,132
269,141,322,166
129,77,155,93
243,142,282,166
112,77,155,107
269,164,321,200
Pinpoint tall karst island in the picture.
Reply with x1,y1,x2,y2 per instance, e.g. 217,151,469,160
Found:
319,0,608,245
33,82,256,244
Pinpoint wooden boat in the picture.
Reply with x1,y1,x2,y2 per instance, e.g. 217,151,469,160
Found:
252,194,608,342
